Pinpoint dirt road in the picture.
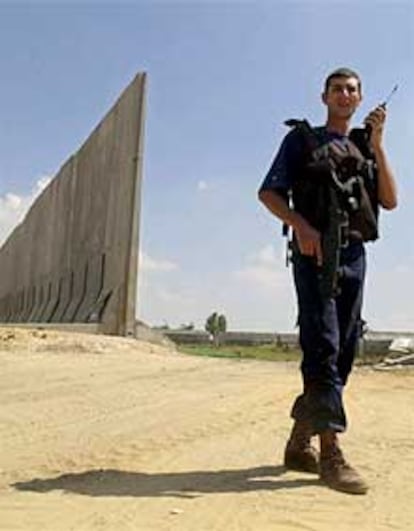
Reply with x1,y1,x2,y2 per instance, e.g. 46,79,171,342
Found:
0,328,413,531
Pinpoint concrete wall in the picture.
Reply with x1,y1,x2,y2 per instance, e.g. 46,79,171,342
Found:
0,73,146,336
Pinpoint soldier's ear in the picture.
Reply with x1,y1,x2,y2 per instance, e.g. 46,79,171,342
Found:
321,91,327,105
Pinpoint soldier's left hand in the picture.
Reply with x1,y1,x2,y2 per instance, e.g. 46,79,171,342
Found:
364,105,387,150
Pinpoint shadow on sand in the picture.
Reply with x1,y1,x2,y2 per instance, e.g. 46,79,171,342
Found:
12,465,321,498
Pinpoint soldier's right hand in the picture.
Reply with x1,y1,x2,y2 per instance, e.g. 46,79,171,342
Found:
294,220,323,266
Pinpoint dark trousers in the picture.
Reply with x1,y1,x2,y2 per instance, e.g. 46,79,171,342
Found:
290,241,366,434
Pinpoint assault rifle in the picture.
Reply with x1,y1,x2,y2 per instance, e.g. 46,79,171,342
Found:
318,168,350,299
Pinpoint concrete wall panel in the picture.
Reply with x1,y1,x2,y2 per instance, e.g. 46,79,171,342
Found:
75,253,105,322
52,271,74,322
0,73,146,335
42,276,61,323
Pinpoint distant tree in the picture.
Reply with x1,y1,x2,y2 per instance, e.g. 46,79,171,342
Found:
205,312,227,347
217,314,227,334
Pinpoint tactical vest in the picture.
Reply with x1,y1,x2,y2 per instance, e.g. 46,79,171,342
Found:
286,120,379,242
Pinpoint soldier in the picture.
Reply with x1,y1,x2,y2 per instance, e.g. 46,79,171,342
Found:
258,67,397,494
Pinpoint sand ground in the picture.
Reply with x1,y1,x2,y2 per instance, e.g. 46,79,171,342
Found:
0,327,413,531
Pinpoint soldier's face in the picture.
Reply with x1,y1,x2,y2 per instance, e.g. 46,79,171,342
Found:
322,76,362,119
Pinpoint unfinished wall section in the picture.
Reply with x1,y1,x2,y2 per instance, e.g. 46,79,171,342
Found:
0,73,146,335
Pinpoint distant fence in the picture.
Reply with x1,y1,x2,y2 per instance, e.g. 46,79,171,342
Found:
164,329,409,356
0,73,146,335
164,330,299,348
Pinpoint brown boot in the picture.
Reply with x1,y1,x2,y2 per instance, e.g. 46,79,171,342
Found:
320,431,368,495
284,420,319,474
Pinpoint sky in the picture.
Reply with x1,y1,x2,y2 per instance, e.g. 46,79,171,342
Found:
0,1,413,333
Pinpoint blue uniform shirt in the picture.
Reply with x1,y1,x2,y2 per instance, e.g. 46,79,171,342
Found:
259,126,348,196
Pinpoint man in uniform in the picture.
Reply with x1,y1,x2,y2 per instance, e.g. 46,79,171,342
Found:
258,67,397,494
